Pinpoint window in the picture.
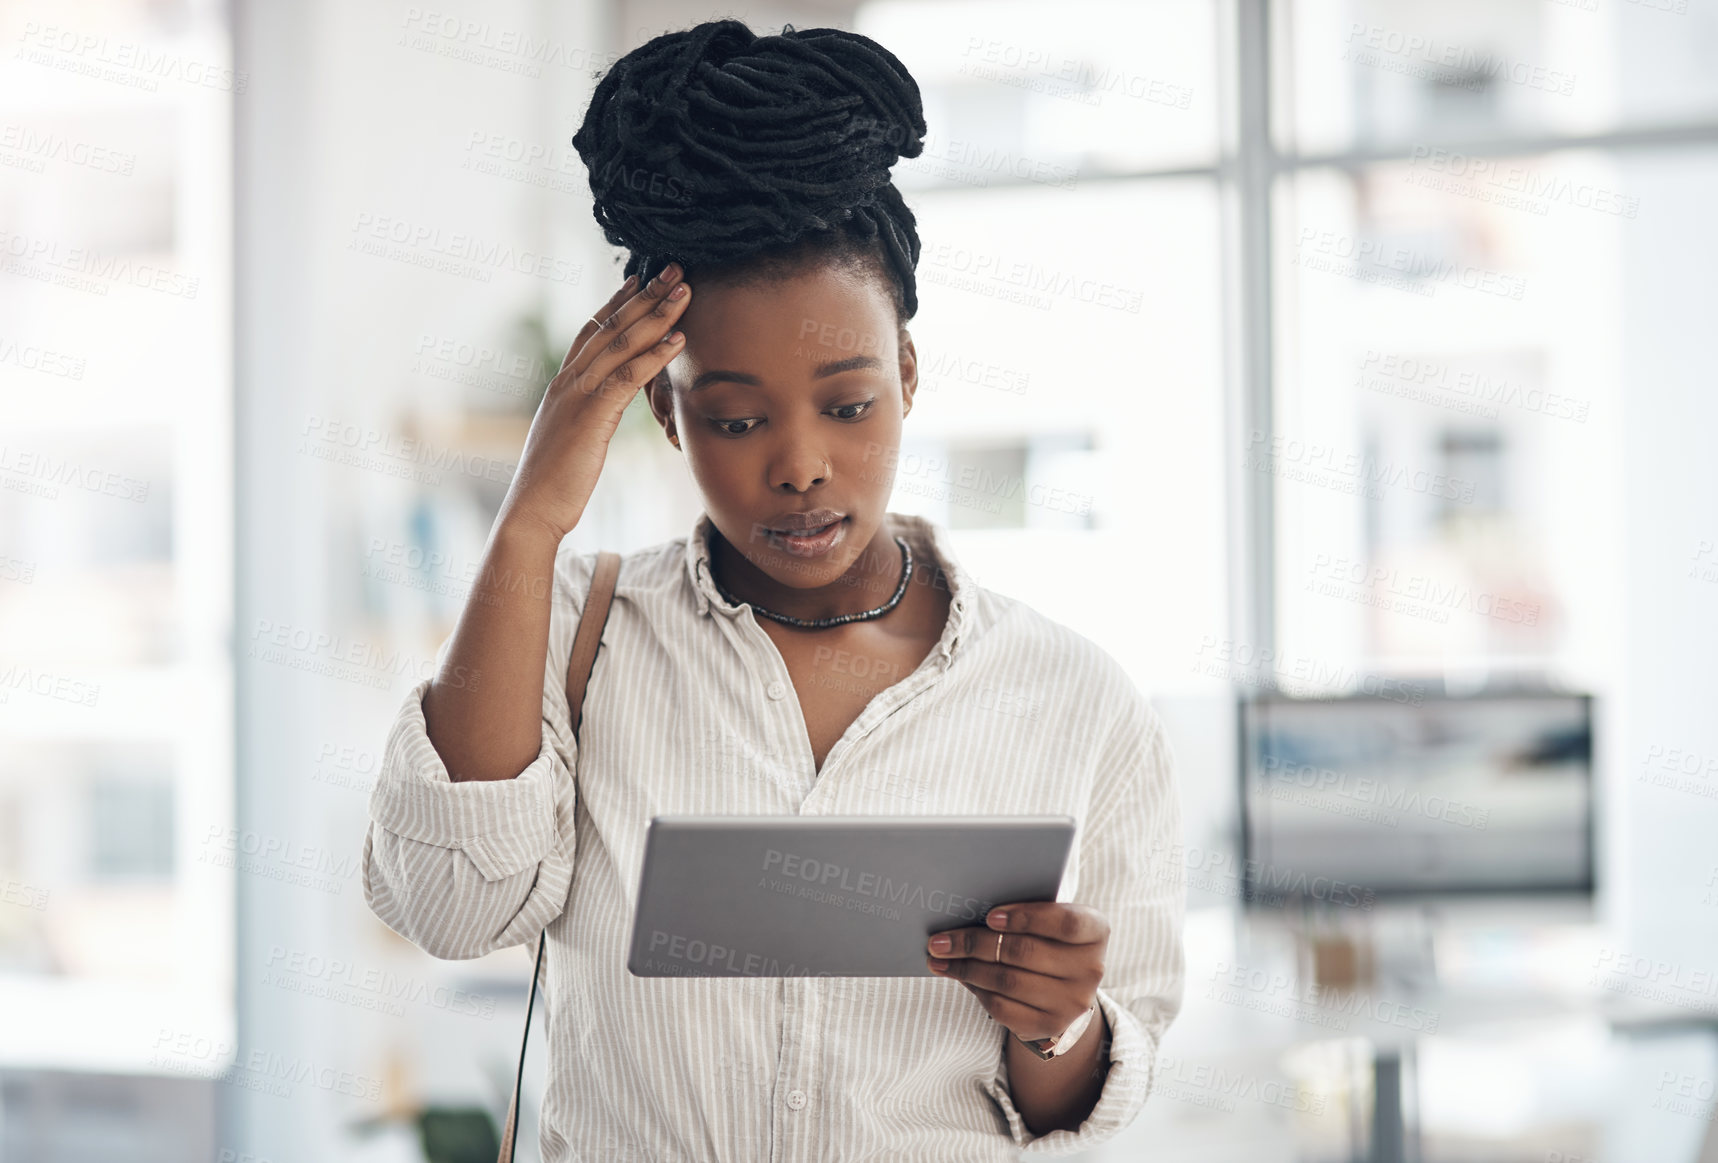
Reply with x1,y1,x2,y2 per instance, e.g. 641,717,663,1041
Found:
856,1,1229,695
0,0,235,1069
1263,0,1702,698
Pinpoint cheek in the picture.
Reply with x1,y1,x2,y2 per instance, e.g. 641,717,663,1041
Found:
849,404,901,454
680,432,765,506
682,441,735,488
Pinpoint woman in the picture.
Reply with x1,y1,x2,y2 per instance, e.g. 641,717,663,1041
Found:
361,18,1184,1162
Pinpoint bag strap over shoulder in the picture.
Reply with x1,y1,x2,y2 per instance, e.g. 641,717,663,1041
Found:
565,550,623,732
497,549,621,1163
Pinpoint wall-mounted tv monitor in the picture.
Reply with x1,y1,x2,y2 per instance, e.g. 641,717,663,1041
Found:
1238,692,1594,901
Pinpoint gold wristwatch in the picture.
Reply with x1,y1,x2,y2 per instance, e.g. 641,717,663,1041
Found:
1013,1002,1097,1060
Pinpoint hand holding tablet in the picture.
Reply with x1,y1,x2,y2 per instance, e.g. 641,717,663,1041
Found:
626,814,1077,979
924,899,1112,1059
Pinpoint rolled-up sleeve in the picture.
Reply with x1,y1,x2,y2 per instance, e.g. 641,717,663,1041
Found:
360,545,596,960
982,692,1187,1155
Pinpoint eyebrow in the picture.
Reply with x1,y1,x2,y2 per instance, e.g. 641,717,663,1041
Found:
688,355,884,392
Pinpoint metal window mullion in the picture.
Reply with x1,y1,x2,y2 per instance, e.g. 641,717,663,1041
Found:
899,118,1718,198
1234,0,1277,679
1278,118,1718,175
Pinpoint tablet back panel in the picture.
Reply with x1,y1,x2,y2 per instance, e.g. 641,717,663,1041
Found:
626,814,1076,978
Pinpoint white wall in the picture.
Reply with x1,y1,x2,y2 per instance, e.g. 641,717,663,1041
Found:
232,0,611,1156
1615,147,1718,975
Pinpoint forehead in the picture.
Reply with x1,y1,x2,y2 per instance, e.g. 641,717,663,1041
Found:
676,264,898,371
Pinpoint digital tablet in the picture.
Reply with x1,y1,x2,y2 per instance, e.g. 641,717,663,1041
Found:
626,814,1077,978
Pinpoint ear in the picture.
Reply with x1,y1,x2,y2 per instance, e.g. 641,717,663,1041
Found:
647,367,680,449
897,326,918,417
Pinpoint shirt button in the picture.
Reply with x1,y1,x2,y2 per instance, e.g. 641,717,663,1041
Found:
786,1089,807,1110
767,680,787,700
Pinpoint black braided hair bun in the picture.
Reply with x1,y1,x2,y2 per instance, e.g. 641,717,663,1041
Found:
571,18,928,321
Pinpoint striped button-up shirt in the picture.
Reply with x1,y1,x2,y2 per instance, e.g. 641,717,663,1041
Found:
361,510,1185,1162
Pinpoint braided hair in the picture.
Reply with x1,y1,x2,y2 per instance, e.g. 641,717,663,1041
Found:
571,19,928,322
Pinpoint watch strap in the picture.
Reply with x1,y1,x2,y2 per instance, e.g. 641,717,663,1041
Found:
1014,1002,1097,1060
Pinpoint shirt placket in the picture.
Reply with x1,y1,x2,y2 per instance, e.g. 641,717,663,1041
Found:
695,599,821,1163
707,595,949,803
747,622,952,809
692,528,965,1163
712,611,952,1163
801,665,949,812
700,600,807,791
770,975,823,1162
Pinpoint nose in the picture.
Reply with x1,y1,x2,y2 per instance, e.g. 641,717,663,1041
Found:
769,431,830,494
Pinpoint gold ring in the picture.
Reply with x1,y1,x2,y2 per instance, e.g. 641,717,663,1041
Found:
995,931,1004,962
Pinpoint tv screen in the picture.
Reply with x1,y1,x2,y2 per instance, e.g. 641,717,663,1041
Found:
1239,693,1594,900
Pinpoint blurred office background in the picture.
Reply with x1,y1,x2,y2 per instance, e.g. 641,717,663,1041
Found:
1,0,1715,1158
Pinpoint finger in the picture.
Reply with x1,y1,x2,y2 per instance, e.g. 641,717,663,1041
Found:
582,324,685,404
927,953,1069,1011
565,288,690,405
956,981,1063,1039
566,261,688,390
927,925,1080,981
564,274,640,370
985,901,1109,947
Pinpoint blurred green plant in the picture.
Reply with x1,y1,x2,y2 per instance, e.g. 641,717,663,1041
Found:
514,306,661,445
347,1102,502,1163
417,1106,500,1163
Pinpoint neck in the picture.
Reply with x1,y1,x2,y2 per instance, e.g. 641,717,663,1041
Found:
710,520,907,625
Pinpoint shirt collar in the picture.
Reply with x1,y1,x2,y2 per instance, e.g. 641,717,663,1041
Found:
684,509,972,664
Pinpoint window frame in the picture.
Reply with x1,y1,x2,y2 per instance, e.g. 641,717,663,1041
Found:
899,0,1718,680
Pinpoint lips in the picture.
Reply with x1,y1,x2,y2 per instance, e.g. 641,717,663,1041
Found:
766,509,845,534
763,514,849,558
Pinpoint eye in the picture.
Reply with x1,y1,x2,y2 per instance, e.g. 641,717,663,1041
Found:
709,418,760,437
707,399,875,437
831,399,876,421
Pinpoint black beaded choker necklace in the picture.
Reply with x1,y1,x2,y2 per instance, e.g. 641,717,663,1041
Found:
712,536,913,629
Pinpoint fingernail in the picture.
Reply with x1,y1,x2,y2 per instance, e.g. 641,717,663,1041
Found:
929,934,951,953
664,330,683,344
988,911,1008,929
656,263,679,284
927,958,948,971
669,283,688,299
